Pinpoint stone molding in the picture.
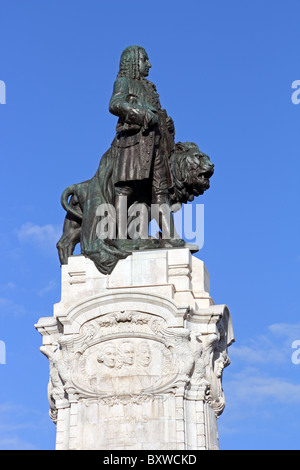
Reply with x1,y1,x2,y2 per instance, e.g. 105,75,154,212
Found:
35,249,234,450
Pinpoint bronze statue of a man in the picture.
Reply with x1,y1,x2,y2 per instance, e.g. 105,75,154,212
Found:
56,46,214,274
109,45,179,241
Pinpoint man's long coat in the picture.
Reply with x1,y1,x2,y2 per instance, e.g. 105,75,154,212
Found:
109,76,163,183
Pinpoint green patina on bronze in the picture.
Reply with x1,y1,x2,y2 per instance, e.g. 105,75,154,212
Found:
57,46,214,274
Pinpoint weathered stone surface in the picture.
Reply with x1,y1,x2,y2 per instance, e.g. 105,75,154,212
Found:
35,248,234,450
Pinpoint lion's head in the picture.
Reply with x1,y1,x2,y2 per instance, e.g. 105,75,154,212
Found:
169,142,214,205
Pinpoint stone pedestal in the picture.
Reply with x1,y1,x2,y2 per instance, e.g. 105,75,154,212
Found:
35,248,234,450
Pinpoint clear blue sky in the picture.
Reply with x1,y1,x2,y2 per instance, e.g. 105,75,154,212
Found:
0,0,299,450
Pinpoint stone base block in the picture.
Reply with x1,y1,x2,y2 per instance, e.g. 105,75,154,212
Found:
35,248,234,450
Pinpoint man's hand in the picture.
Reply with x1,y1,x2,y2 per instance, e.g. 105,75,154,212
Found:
145,109,159,128
166,116,175,134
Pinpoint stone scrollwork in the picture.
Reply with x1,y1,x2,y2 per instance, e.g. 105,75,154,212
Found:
41,307,200,417
184,308,233,417
40,342,70,423
40,304,233,421
199,322,232,417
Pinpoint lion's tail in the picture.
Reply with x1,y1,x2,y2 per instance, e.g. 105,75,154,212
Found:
60,185,83,220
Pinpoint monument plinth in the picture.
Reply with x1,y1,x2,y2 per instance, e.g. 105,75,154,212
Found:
35,248,234,450
36,45,233,450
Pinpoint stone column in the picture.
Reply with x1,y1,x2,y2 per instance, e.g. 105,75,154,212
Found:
35,248,234,450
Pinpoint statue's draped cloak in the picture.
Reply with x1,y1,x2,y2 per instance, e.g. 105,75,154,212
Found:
80,149,130,275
